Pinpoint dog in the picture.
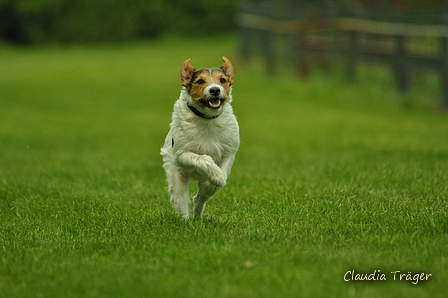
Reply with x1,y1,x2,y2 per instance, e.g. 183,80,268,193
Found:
160,57,240,219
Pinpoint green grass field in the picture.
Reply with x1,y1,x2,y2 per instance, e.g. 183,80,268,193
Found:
1,36,447,298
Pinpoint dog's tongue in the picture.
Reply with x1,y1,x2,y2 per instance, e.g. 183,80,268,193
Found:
209,98,221,108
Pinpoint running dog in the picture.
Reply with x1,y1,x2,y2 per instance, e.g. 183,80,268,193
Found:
161,57,240,219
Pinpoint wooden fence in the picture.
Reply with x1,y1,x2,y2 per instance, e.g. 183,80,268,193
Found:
236,1,448,109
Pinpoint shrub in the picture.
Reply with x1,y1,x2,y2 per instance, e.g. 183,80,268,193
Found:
0,0,237,43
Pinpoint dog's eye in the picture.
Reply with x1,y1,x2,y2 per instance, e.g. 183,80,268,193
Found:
220,78,227,83
196,79,205,84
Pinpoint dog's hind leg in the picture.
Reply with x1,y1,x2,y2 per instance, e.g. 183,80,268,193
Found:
194,181,221,218
167,167,190,219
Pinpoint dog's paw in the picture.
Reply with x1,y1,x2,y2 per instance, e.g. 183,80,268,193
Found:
209,168,226,187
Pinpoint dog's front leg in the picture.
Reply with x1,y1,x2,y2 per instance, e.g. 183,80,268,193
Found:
176,152,226,187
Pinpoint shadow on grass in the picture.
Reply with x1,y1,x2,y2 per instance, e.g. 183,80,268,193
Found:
153,210,236,230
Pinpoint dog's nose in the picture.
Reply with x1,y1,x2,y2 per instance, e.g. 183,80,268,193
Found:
209,87,220,96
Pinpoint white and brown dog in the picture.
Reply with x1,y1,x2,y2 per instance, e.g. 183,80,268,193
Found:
161,57,240,219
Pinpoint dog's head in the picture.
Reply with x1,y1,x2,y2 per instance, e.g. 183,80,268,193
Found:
180,57,234,117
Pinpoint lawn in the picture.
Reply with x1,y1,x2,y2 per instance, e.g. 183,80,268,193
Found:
1,36,447,298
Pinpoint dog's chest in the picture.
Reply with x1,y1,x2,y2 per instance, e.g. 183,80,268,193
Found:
172,117,236,162
169,100,239,163
182,123,232,158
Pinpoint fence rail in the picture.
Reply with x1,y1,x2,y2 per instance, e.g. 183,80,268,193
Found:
236,2,448,109
237,13,448,37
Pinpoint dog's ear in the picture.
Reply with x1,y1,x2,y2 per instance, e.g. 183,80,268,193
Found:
221,56,234,86
181,58,195,87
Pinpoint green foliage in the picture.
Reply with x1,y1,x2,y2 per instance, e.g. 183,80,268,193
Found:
0,36,447,297
0,0,237,43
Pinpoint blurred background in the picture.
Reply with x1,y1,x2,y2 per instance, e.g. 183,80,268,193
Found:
0,0,236,43
2,3,448,296
1,0,448,109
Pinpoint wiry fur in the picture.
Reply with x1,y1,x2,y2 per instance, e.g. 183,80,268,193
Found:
161,57,240,219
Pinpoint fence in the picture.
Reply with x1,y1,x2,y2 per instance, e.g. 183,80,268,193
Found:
236,0,448,109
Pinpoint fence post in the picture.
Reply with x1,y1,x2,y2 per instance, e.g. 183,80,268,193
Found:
261,1,276,76
441,8,448,109
393,1,410,92
441,36,448,109
289,1,309,79
238,1,252,62
347,30,358,82
395,34,410,92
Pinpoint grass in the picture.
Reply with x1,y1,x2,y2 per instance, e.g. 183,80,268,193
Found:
1,35,447,297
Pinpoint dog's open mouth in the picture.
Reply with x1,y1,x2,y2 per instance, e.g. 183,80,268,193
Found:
205,98,223,109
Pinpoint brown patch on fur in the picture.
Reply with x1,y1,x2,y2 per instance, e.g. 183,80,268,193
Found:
189,69,231,108
180,57,234,109
181,58,195,87
221,56,234,86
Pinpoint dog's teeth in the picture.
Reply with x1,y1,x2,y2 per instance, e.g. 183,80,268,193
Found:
209,98,221,108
